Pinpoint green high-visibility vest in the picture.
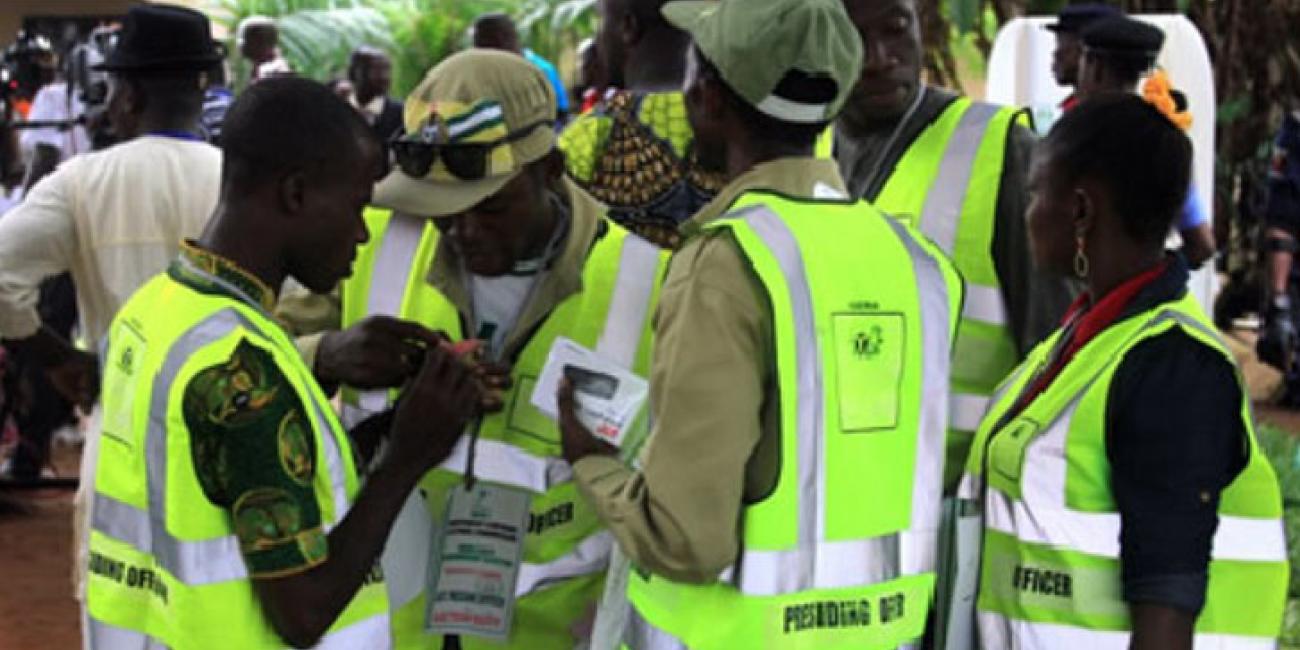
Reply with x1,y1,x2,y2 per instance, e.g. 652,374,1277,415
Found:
623,191,963,649
959,292,1289,648
339,207,667,649
89,266,390,648
819,98,1026,489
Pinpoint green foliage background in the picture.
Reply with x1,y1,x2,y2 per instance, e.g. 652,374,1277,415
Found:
1255,425,1300,648
208,0,597,96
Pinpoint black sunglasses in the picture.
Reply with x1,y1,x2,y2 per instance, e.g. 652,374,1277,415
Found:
389,120,552,181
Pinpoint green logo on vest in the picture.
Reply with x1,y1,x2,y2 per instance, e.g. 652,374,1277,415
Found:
853,326,884,359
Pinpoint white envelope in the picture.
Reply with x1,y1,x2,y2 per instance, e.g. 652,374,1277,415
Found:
530,337,649,450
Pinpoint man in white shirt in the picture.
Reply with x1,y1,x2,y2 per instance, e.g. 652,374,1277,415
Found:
0,3,224,600
238,16,294,81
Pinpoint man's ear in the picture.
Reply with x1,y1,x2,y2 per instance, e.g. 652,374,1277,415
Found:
541,148,566,185
118,79,142,116
279,171,308,216
694,76,727,124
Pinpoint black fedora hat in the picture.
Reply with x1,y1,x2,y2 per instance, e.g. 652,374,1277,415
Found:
95,4,223,72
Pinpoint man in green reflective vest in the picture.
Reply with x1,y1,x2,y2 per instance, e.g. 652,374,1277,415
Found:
316,50,667,648
88,78,482,649
558,0,963,647
823,0,1073,490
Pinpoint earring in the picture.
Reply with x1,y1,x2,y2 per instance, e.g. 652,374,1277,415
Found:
1073,234,1089,280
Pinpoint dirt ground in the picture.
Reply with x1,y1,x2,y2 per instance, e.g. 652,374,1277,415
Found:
0,442,82,650
1,326,1298,650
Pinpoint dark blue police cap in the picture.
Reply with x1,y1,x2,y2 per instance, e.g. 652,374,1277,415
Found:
1081,15,1165,60
1047,3,1122,34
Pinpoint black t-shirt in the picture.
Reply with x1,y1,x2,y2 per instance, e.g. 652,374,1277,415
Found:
1104,257,1248,614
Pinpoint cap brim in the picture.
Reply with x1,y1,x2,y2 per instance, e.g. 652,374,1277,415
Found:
661,1,716,36
373,168,518,218
1045,22,1064,32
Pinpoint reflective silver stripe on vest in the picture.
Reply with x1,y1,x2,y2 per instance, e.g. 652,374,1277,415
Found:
916,103,1007,440
951,393,991,434
595,233,660,366
91,492,244,585
977,611,1279,650
722,208,951,596
985,484,1288,563
339,402,371,430
86,616,171,649
963,284,1007,326
917,101,1002,254
438,436,573,494
358,212,427,414
733,207,823,592
95,309,353,586
516,530,613,597
882,216,953,579
984,308,1288,564
87,607,391,650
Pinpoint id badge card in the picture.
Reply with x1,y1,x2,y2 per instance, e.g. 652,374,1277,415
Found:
425,483,532,640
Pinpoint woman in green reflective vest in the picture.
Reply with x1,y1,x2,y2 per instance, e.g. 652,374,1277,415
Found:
956,94,1288,649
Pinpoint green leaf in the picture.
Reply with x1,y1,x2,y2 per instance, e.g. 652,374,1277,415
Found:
948,0,979,35
552,0,596,30
1217,96,1253,125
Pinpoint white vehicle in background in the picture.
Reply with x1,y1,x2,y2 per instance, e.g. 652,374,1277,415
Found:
987,15,1218,312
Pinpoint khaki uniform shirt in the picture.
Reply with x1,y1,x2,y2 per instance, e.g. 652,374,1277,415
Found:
572,158,848,583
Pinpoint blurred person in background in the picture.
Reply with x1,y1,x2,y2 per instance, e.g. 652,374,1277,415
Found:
237,15,292,82
558,0,725,248
347,46,403,142
0,3,223,602
1257,108,1300,403
471,13,572,123
573,37,607,114
1075,15,1216,269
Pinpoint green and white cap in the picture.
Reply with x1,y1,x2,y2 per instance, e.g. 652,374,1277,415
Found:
663,0,863,124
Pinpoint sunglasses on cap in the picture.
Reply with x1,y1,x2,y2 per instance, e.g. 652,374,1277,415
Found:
389,120,552,181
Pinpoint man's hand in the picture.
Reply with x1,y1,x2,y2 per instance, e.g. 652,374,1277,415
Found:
6,326,99,410
315,316,444,389
387,344,483,476
443,339,510,413
475,360,512,413
47,348,99,411
557,377,617,465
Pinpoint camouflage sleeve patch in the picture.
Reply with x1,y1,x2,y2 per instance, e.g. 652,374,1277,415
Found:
182,338,326,578
559,112,613,183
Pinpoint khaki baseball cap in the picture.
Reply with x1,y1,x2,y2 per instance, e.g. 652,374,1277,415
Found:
374,49,556,217
663,0,862,124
